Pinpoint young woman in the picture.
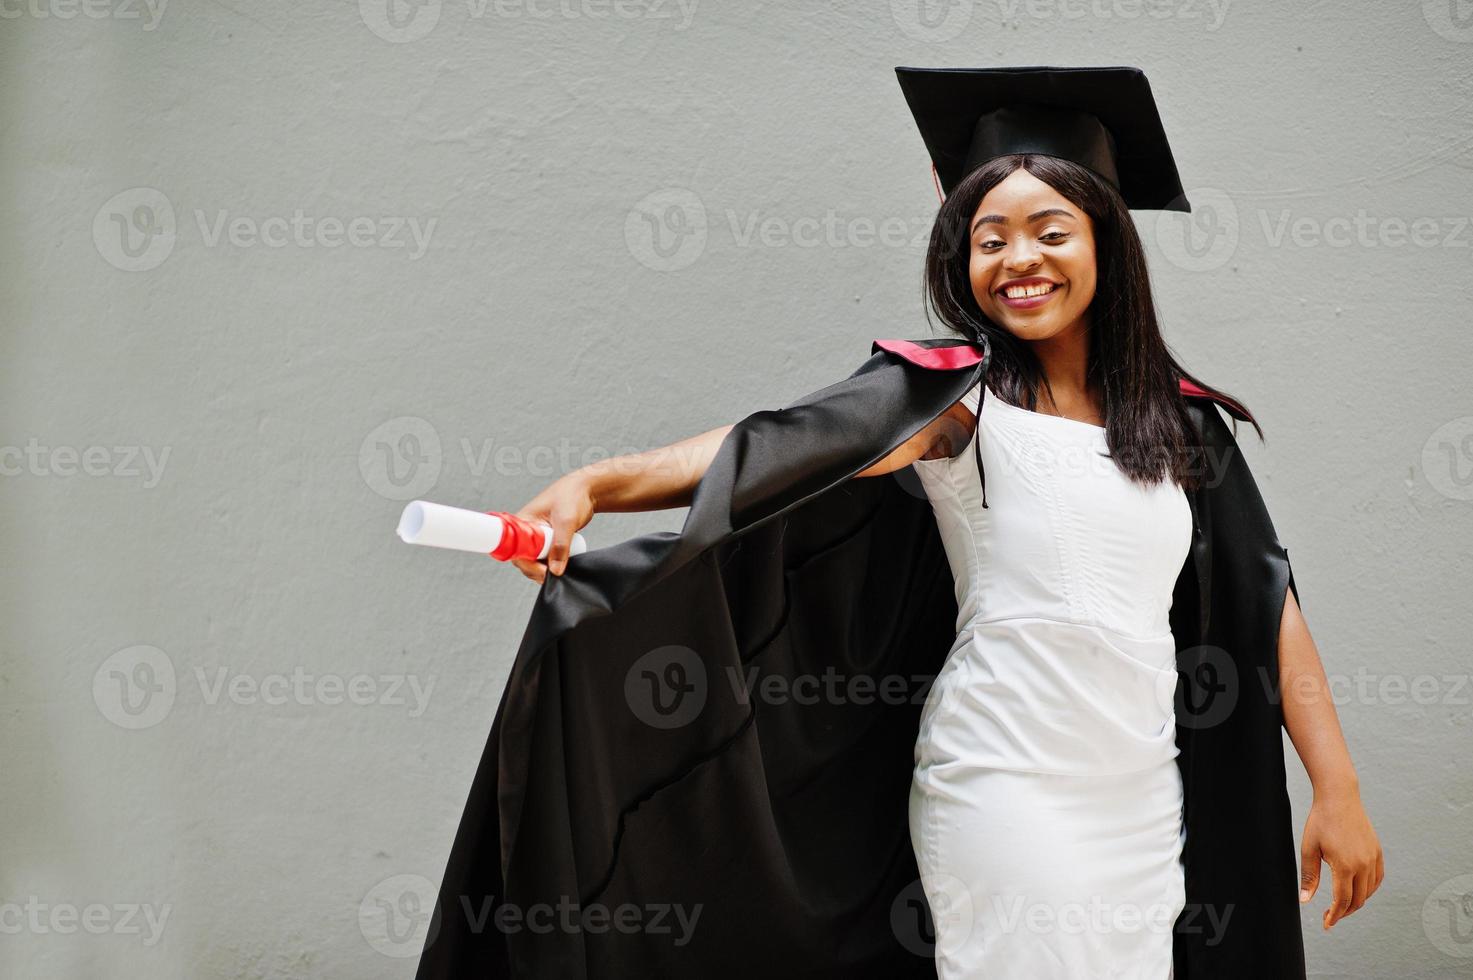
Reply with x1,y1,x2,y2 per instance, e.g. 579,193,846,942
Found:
499,156,1382,979
419,67,1381,980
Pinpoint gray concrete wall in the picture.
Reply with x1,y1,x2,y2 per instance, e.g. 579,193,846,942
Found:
1,2,1468,977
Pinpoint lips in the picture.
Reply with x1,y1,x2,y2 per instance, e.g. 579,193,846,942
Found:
997,277,1060,299
996,277,1063,309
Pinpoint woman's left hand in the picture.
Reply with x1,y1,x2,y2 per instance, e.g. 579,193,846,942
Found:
1299,787,1384,930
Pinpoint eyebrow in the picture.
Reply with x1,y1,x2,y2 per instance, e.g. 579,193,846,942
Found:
971,207,1076,233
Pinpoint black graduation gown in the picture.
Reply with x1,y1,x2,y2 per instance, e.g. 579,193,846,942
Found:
413,336,1307,979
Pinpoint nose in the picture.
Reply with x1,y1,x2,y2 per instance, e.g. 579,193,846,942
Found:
1001,235,1041,271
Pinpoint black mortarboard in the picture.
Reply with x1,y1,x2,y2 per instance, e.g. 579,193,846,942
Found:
894,65,1190,211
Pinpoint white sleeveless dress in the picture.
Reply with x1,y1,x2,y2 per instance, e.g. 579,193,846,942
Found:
907,380,1193,979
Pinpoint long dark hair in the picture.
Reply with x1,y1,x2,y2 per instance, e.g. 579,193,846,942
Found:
921,153,1262,491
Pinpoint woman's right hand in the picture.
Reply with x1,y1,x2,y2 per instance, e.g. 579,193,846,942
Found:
504,423,731,583
507,473,597,584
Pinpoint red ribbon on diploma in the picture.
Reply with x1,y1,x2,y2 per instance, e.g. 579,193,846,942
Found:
485,510,548,562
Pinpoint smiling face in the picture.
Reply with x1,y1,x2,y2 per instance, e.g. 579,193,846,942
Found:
969,168,1098,343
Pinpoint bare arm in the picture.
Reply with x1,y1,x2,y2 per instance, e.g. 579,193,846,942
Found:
517,399,969,582
582,397,971,503
577,424,735,512
1278,587,1384,930
1280,590,1359,804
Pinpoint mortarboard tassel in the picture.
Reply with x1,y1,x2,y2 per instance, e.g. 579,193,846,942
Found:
973,384,989,508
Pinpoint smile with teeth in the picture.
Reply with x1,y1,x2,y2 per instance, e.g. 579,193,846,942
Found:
1002,282,1059,299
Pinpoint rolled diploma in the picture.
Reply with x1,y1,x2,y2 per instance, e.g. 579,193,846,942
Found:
396,500,587,561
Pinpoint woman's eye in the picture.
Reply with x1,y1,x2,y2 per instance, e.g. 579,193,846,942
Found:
976,231,1067,250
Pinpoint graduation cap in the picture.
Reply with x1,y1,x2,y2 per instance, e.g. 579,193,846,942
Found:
894,65,1191,211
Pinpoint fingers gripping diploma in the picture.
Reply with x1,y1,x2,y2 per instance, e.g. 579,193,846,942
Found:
506,476,597,583
395,498,591,585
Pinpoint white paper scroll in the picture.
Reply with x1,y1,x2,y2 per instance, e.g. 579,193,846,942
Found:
395,500,588,561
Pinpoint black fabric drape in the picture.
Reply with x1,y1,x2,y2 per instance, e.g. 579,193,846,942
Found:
413,337,1306,979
